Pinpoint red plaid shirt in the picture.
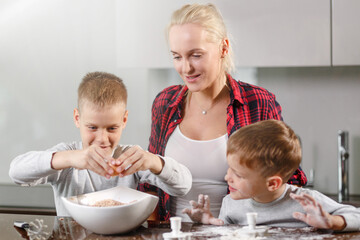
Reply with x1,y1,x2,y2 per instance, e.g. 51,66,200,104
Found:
138,74,307,220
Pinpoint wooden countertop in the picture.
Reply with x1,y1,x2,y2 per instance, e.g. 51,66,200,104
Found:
2,213,360,240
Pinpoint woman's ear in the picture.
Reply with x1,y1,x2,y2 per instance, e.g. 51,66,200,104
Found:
221,38,229,58
266,176,283,192
73,108,80,128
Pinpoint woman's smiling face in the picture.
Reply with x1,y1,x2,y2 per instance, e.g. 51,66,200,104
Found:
169,23,224,93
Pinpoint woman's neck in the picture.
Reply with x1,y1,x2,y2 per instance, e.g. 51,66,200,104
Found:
188,74,229,111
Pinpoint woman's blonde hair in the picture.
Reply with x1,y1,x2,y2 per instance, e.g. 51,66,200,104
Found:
168,3,234,74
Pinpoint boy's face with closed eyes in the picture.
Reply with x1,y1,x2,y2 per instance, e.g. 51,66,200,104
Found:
74,100,128,157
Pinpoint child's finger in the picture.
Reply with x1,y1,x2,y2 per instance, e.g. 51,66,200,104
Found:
116,151,138,171
204,195,210,210
115,145,141,165
290,193,307,207
92,147,113,174
116,160,139,177
88,159,109,177
182,208,191,215
292,212,306,222
198,194,205,207
209,218,224,226
301,193,317,206
317,202,327,217
290,193,301,199
189,200,199,209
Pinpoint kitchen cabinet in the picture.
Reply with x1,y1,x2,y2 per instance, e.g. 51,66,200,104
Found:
116,0,331,68
115,0,359,68
332,0,360,66
217,0,331,67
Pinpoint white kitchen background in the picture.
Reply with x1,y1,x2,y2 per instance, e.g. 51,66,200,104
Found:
1,0,359,209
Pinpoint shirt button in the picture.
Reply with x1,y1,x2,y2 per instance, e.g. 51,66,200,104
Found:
174,120,177,123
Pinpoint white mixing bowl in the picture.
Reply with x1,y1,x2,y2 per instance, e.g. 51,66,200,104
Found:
61,185,159,235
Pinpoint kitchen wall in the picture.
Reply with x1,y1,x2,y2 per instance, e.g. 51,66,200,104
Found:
1,0,359,209
257,66,360,195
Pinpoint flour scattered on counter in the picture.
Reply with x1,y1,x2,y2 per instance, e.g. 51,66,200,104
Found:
220,230,267,240
190,226,266,240
190,225,238,236
266,227,335,240
189,225,336,240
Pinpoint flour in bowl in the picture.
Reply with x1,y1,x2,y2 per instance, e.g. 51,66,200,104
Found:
90,199,125,207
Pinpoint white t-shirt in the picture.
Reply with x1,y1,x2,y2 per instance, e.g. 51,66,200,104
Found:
165,126,228,221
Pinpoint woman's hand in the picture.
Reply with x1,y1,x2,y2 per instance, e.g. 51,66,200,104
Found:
111,145,164,177
290,193,346,231
182,194,224,225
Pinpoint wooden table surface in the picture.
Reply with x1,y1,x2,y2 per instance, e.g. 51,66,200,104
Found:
2,213,360,240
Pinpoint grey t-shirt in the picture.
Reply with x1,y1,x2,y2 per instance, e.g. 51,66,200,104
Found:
9,142,192,216
219,184,360,232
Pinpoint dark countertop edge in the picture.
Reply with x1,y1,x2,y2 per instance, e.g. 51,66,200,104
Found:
324,194,360,208
0,206,56,216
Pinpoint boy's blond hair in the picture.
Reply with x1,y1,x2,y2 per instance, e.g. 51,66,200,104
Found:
227,120,301,182
77,71,127,111
168,3,234,74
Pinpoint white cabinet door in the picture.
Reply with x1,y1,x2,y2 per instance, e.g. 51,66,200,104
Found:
216,0,331,67
332,0,360,66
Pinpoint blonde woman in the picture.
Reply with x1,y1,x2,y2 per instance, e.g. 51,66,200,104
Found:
139,3,307,221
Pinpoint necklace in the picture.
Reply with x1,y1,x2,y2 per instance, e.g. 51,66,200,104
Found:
199,102,216,115
191,85,229,115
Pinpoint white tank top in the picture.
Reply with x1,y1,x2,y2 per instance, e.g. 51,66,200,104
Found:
165,125,228,221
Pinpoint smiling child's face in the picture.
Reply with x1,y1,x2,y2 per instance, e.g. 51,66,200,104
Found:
224,153,271,203
73,100,128,157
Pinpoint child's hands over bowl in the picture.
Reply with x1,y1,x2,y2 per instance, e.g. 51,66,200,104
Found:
52,145,114,178
110,145,164,177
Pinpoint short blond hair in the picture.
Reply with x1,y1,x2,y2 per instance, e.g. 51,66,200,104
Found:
168,3,234,74
227,120,302,182
78,72,127,111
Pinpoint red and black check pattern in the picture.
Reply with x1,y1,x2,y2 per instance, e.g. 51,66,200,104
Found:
138,74,307,220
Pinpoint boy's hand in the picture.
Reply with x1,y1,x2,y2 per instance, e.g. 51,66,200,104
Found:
52,145,114,179
111,145,164,177
290,193,346,231
182,194,224,225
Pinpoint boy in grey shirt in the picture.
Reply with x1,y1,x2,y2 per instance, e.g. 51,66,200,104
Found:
9,72,192,216
184,120,359,232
